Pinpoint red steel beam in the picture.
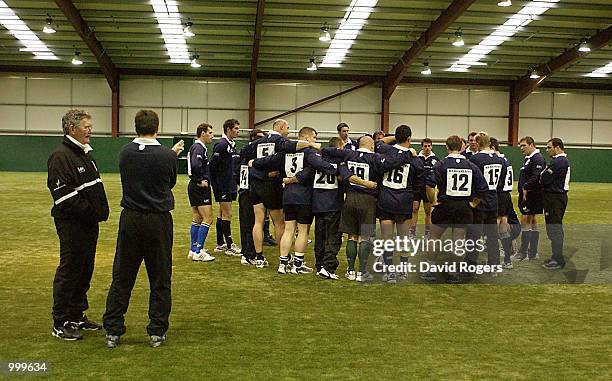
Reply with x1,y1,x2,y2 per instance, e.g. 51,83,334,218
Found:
382,0,476,100
512,26,612,103
508,84,520,146
249,0,266,129
54,0,119,91
111,87,119,137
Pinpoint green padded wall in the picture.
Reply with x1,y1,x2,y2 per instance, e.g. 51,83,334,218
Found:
0,135,610,182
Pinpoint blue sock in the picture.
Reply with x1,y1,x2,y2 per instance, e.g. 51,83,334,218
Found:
196,223,210,253
190,223,200,252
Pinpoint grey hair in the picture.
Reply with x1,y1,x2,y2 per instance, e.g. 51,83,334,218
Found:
62,109,91,135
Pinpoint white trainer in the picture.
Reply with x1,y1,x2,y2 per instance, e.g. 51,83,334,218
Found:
345,270,356,281
255,258,269,268
300,263,314,273
317,267,338,280
241,256,255,266
356,272,373,283
214,244,227,253
277,263,288,274
226,243,242,257
188,250,196,260
192,250,215,262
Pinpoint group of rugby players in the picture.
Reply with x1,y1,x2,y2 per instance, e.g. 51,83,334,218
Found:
185,118,568,283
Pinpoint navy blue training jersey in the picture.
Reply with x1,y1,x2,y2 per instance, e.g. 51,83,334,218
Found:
499,154,514,193
253,148,336,205
461,148,477,160
343,138,358,151
321,147,404,196
540,153,570,193
418,151,439,175
376,143,425,215
187,140,210,184
518,150,545,192
427,153,487,202
470,151,507,212
210,136,238,194
237,141,256,194
312,154,348,214
246,131,299,182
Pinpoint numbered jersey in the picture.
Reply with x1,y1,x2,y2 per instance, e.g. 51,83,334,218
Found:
239,165,249,190
284,152,304,177
314,163,338,190
257,142,275,159
383,164,410,190
427,154,488,203
247,132,298,182
503,165,513,192
347,161,370,183
446,168,473,196
469,151,506,211
483,164,503,191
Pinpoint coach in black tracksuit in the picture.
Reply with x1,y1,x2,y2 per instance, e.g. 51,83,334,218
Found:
48,109,109,340
540,138,571,270
103,110,184,348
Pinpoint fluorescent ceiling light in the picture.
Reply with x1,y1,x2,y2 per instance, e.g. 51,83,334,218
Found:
320,0,378,68
0,1,58,60
447,0,559,72
497,0,512,6
585,61,612,77
151,0,190,64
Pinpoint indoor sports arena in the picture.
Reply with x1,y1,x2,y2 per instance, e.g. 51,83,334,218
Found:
0,0,611,379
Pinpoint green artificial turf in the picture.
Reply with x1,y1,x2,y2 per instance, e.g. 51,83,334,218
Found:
0,172,611,380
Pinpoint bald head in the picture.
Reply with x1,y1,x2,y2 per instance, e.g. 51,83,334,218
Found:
272,118,289,136
359,135,374,151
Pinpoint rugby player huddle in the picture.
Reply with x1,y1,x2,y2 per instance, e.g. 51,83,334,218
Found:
187,118,530,283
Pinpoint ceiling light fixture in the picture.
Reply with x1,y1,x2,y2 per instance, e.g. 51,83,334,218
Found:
0,1,58,60
151,0,190,64
320,0,379,68
71,51,83,65
497,0,512,6
319,23,331,42
421,62,432,75
190,54,201,68
452,28,464,47
585,61,612,77
43,15,56,34
183,21,194,37
578,39,591,53
307,57,317,71
447,0,559,72
529,68,540,79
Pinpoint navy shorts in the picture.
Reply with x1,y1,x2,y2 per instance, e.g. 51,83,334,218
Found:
283,204,313,225
188,181,212,207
